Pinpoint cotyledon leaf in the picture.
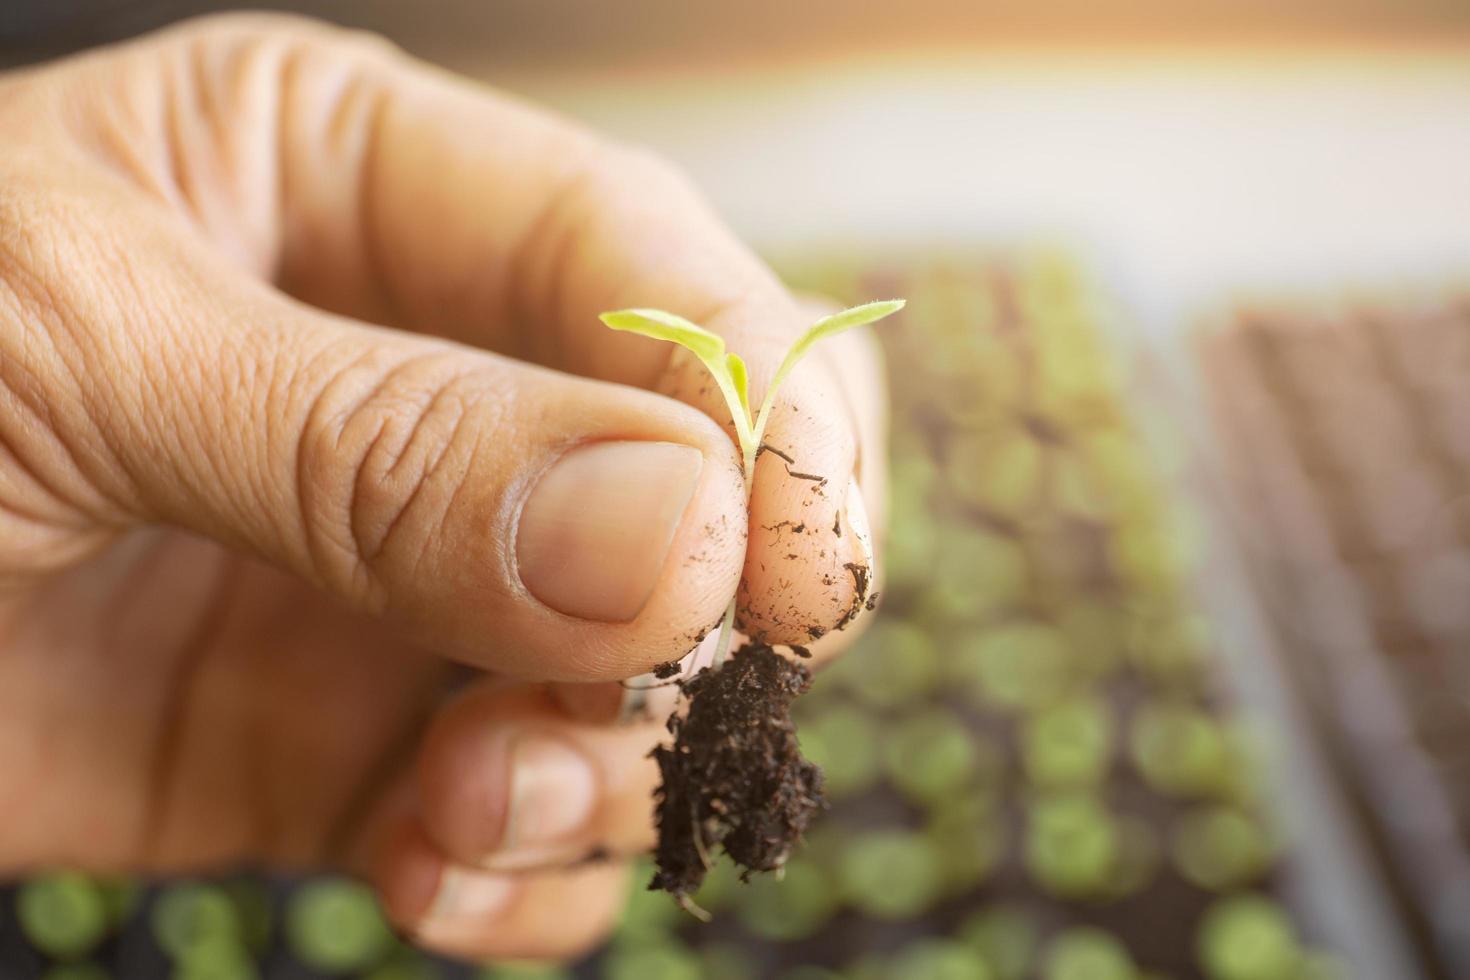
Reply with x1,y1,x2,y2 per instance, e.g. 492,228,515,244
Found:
752,299,905,444
599,308,754,451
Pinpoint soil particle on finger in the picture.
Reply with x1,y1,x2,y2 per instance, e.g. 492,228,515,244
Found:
833,562,872,631
651,659,683,679
759,444,796,465
649,643,826,900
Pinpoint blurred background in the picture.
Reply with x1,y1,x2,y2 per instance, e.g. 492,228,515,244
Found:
3,2,1470,979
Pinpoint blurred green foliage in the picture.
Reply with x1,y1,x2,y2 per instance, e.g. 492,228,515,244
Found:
19,874,109,960
1197,895,1303,980
1044,927,1138,980
959,904,1040,980
285,878,393,974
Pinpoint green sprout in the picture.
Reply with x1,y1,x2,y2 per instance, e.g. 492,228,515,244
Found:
923,527,1030,623
601,300,904,664
837,829,944,920
734,857,836,941
284,878,393,974
150,882,261,980
1196,894,1301,980
698,942,758,980
150,883,242,965
777,968,846,980
950,622,1073,713
1043,928,1138,980
40,965,111,980
616,861,684,941
1024,792,1120,898
478,962,571,980
1107,814,1164,899
1172,805,1273,891
883,709,982,804
925,794,1008,894
1022,696,1114,788
1130,701,1230,798
959,905,1040,980
889,938,995,980
945,425,1046,518
795,701,882,799
369,947,439,980
829,620,941,709
17,873,110,961
603,941,704,980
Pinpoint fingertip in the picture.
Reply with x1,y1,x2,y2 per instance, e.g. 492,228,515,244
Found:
415,686,522,866
738,362,871,644
423,863,626,963
379,827,627,963
375,820,445,931
363,362,747,683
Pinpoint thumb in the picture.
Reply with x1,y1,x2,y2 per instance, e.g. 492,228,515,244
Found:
27,221,745,680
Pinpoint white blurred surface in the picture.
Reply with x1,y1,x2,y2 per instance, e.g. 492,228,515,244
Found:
492,47,1470,327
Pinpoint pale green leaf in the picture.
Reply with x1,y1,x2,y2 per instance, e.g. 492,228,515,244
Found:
753,299,905,444
600,307,755,456
598,309,726,363
800,299,907,352
726,353,751,418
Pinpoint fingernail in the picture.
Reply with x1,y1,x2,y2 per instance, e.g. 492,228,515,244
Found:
422,866,516,933
518,441,703,622
487,733,598,870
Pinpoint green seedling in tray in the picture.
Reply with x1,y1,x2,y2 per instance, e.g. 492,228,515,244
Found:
1022,695,1115,788
1197,894,1302,980
889,937,996,980
959,904,1040,980
17,873,110,961
1043,927,1139,980
150,883,245,969
285,878,393,974
1172,805,1273,892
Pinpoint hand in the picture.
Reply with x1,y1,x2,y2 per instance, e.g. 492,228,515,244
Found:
0,13,887,961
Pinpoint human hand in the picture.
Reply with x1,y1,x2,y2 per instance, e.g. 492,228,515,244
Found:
0,13,887,961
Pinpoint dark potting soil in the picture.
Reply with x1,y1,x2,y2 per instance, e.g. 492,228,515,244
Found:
649,643,826,900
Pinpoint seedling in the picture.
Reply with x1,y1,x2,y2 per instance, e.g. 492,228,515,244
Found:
599,300,904,909
601,300,904,667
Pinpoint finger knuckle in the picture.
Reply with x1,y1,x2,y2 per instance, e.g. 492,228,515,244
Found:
163,12,404,128
168,11,401,63
297,350,502,605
